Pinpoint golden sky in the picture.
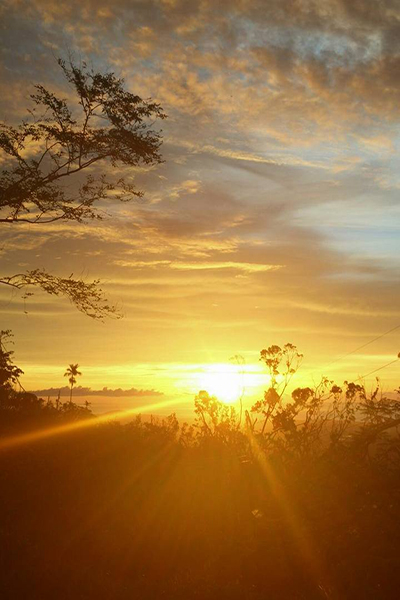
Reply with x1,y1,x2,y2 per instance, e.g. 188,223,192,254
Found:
1,0,399,412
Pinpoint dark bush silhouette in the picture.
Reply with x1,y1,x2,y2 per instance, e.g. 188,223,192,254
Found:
0,331,92,434
1,338,400,599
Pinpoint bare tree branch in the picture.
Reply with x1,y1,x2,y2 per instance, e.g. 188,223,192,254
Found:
0,58,166,318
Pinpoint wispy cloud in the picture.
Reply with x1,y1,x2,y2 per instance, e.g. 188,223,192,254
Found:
113,259,283,273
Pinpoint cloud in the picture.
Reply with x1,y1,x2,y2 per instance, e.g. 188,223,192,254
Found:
1,0,400,385
30,385,164,397
113,259,283,273
286,300,400,318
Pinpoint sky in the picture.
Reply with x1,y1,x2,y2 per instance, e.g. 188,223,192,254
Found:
0,0,399,413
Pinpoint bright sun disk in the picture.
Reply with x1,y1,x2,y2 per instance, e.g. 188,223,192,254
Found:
197,365,243,404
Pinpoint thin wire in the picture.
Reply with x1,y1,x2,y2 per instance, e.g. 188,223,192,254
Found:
323,323,400,371
355,357,399,382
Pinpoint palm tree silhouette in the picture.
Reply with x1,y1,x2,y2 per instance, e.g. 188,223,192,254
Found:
64,363,82,404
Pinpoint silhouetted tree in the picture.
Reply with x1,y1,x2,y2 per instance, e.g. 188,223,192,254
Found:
0,58,166,319
0,330,23,388
64,363,82,404
193,390,242,445
248,343,303,435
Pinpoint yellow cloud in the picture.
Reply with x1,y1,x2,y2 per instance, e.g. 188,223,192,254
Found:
113,259,283,273
170,261,283,273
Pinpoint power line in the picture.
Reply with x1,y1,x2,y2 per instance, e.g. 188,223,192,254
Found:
323,323,400,372
356,356,400,382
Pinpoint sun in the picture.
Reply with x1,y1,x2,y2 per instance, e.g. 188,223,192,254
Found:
197,364,244,404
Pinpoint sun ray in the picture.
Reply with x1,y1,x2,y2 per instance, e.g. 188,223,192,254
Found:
0,398,184,452
245,429,332,597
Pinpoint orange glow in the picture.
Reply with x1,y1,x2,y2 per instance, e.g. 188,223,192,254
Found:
189,362,269,404
0,398,184,452
245,429,332,594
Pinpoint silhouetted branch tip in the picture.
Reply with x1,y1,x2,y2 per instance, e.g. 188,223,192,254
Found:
0,269,122,320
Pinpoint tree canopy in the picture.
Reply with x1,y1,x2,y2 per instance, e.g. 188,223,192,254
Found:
0,58,166,318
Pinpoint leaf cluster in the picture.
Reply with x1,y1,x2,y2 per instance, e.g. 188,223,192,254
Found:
0,59,166,224
0,269,120,320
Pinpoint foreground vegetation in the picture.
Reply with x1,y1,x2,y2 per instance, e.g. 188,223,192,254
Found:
1,335,400,599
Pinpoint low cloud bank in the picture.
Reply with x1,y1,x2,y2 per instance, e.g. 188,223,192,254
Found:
31,386,164,398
